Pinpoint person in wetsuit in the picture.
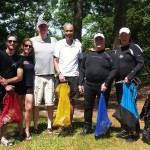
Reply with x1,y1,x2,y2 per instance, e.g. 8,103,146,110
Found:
78,33,118,135
115,27,144,142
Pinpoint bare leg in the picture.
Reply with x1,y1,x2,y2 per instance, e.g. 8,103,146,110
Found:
47,106,54,129
33,106,39,130
25,94,33,137
18,95,24,136
0,124,6,139
70,99,75,125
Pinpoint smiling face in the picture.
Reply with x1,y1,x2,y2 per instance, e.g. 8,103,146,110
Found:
6,36,18,51
94,36,105,51
64,24,74,41
38,24,48,36
22,40,33,56
119,32,130,46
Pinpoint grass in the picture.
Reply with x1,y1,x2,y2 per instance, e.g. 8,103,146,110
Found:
1,117,150,150
1,74,149,150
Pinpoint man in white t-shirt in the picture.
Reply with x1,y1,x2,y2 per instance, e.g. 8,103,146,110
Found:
53,23,83,134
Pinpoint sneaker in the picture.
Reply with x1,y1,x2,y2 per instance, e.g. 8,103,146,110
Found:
126,134,139,142
47,128,53,134
1,137,13,146
116,130,128,138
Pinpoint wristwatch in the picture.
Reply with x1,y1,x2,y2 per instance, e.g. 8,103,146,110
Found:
57,71,61,75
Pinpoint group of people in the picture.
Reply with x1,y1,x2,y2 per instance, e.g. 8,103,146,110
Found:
0,19,144,146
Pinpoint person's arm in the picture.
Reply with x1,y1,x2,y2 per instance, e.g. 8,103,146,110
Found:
127,55,144,81
1,68,23,86
53,56,66,82
104,51,119,87
78,55,86,94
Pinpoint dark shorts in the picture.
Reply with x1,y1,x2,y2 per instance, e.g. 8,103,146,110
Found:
15,86,33,95
65,76,79,100
0,86,6,111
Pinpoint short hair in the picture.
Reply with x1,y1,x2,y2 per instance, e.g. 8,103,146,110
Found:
63,23,74,30
6,34,18,41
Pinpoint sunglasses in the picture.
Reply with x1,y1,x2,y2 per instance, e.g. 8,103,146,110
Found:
7,40,18,44
24,44,32,48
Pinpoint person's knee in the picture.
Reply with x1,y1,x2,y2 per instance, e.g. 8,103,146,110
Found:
25,105,32,112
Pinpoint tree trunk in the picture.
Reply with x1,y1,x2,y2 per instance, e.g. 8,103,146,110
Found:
113,0,127,49
73,0,83,42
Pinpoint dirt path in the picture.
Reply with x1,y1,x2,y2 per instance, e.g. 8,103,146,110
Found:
74,82,150,129
39,80,149,129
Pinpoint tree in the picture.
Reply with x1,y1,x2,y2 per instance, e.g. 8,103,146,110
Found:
0,0,50,49
113,0,128,49
73,0,83,41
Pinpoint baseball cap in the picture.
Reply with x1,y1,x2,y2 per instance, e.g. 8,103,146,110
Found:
94,33,105,39
119,27,130,34
37,20,48,27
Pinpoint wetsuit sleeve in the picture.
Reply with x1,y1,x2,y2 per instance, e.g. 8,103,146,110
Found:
104,51,119,87
79,55,86,85
127,44,144,81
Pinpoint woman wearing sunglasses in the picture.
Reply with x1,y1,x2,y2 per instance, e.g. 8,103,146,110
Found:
18,38,34,141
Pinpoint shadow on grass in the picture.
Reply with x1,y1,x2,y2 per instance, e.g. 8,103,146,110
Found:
56,120,122,139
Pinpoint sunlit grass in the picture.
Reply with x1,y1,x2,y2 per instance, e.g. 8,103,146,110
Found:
0,116,150,150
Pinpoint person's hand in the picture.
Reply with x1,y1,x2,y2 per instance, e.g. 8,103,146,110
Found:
0,77,8,86
124,77,130,83
78,85,84,94
0,76,3,84
59,73,66,83
101,83,107,92
5,85,15,92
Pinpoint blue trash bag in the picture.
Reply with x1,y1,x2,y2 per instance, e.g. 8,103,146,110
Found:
121,82,138,119
113,82,139,132
94,92,112,138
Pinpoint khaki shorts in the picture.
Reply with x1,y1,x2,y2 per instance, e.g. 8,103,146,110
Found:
34,75,55,106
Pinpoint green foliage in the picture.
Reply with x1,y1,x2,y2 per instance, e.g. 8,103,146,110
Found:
0,0,149,71
126,0,150,73
82,15,113,53
0,0,51,49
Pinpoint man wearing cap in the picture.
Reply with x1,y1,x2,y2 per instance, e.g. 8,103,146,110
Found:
30,20,57,134
53,23,83,134
115,27,144,142
78,33,118,135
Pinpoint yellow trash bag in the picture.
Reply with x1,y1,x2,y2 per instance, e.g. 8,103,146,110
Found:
53,83,71,127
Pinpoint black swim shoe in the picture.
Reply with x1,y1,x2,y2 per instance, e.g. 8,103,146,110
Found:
116,130,128,138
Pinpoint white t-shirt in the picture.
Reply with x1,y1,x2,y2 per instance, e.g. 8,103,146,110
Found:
54,39,83,76
31,36,57,75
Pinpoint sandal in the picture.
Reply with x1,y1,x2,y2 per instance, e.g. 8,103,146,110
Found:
33,128,39,134
25,129,32,141
26,136,32,141
18,134,24,141
53,127,63,135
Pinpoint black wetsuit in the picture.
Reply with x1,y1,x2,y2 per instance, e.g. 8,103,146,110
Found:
115,43,144,103
0,50,23,109
79,50,118,127
115,43,144,134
